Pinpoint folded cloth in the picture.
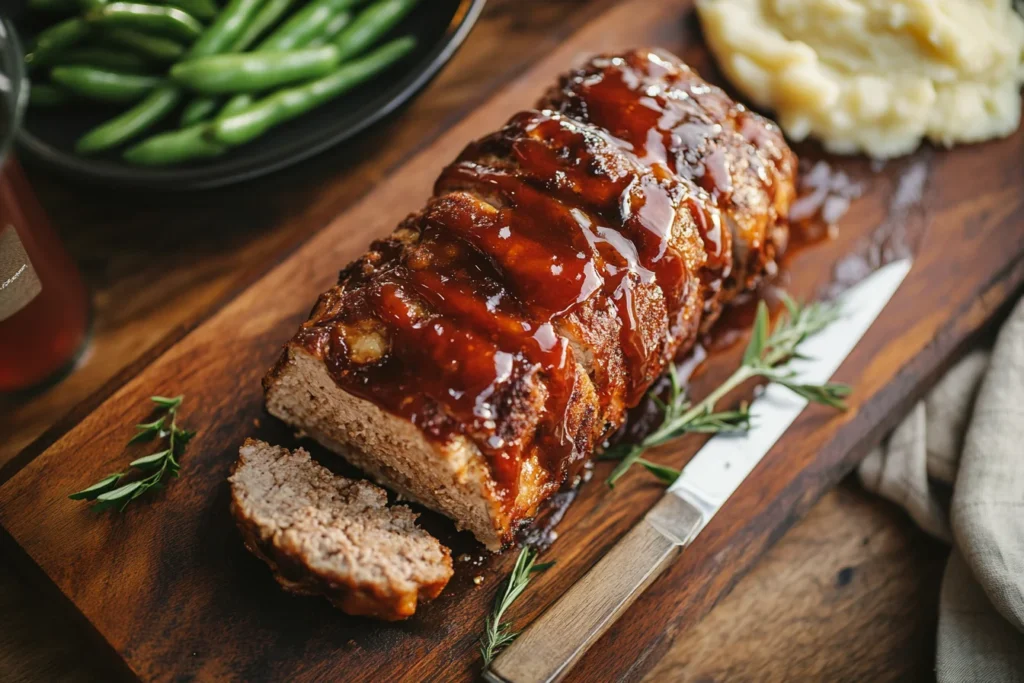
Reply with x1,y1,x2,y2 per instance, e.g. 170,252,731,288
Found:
859,296,1024,682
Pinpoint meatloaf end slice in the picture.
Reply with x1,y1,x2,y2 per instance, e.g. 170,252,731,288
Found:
229,438,454,620
265,215,600,552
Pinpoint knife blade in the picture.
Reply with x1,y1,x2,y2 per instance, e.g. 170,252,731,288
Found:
484,259,912,683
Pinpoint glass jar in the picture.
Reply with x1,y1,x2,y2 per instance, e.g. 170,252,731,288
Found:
0,19,90,394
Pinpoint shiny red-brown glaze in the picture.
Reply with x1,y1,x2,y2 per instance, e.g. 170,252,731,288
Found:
540,48,797,324
290,49,796,527
435,109,711,405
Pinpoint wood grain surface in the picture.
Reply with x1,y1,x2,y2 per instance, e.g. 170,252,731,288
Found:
489,495,699,682
2,0,1021,681
0,1,945,681
642,484,946,683
0,483,945,683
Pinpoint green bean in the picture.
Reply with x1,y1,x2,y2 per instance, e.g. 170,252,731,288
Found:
77,0,264,151
123,124,227,165
213,2,356,121
52,66,162,103
306,10,353,48
86,3,204,43
229,0,295,51
180,97,220,125
29,83,73,107
172,46,341,94
178,0,264,121
260,0,359,52
216,92,252,118
213,36,416,146
189,0,264,57
124,10,405,165
24,18,91,69
181,0,347,125
334,0,419,62
179,0,291,124
156,0,218,21
76,85,183,153
58,46,149,72
104,28,186,62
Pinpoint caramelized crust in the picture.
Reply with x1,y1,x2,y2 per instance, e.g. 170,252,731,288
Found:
265,49,797,549
540,48,797,324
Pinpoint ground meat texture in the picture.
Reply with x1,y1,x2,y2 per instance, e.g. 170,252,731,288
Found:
229,439,453,620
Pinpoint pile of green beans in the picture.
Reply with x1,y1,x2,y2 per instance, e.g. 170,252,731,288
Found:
24,0,420,166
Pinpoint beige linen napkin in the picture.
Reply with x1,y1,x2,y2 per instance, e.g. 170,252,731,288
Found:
859,296,1024,682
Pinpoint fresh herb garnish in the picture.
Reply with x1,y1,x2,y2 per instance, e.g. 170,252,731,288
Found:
70,395,195,510
602,295,851,487
480,547,554,666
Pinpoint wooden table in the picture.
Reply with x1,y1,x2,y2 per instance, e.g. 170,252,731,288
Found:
0,1,946,679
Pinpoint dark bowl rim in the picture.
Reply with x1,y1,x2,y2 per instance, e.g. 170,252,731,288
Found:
14,0,487,191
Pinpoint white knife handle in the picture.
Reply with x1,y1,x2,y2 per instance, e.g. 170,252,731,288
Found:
484,495,703,683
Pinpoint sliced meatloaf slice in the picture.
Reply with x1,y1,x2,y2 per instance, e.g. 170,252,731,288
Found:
229,439,453,620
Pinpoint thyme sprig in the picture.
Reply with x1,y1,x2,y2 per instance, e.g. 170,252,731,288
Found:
603,295,851,487
480,547,554,666
70,395,195,511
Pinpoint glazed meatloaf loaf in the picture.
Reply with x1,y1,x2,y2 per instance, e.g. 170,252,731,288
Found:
264,48,797,551
229,439,453,620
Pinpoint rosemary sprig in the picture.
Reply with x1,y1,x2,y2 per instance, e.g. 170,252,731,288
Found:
70,395,195,511
604,295,851,487
479,547,554,666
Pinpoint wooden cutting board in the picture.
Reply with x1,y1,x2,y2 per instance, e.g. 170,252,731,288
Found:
2,1,1023,681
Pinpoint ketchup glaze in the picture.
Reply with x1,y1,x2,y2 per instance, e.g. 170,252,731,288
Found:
293,50,796,515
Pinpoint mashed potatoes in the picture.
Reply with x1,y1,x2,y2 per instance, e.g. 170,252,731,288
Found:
697,0,1024,158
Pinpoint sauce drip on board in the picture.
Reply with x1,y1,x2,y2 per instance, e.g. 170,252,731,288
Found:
789,159,862,242
294,50,796,513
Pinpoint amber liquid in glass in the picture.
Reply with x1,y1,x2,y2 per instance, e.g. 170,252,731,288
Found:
0,157,90,393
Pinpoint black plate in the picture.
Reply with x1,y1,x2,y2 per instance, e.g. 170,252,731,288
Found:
14,0,485,189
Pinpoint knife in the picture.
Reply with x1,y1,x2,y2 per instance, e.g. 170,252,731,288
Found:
484,259,913,683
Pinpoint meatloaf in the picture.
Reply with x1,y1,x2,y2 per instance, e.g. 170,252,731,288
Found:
229,439,453,620
264,48,797,551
